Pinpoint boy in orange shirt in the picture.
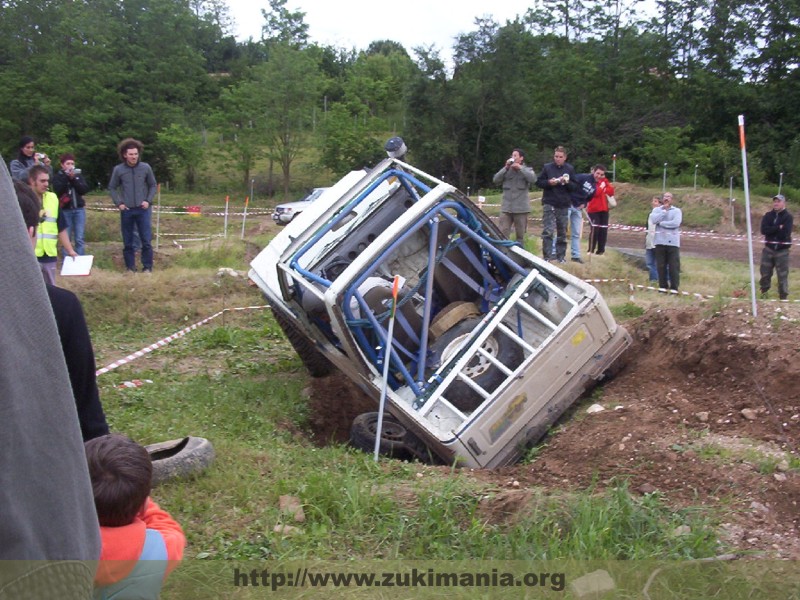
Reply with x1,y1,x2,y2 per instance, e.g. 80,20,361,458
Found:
85,433,185,598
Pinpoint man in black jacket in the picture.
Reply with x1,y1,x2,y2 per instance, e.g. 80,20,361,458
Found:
536,146,577,262
52,152,91,255
15,179,109,440
760,194,793,300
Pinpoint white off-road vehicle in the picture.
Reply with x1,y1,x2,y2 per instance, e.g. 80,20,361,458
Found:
249,157,630,468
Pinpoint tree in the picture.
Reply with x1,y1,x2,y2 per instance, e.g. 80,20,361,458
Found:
257,44,323,197
261,0,309,47
156,124,206,191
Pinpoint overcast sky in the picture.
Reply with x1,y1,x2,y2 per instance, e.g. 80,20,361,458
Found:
226,0,534,59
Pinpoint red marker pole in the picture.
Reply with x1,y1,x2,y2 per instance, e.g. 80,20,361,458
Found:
738,115,758,317
374,275,400,462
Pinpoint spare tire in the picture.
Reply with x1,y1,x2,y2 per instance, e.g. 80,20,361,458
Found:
146,436,215,486
350,412,411,459
426,318,523,412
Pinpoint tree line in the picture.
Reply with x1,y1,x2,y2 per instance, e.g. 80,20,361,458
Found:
1,0,796,197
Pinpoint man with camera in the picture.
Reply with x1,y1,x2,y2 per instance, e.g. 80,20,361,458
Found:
52,153,90,256
493,148,536,242
536,146,577,263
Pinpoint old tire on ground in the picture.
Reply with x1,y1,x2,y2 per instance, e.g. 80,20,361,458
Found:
146,436,215,486
427,318,523,412
350,412,412,459
271,306,334,377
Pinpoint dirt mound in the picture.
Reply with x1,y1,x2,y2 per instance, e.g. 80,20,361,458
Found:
492,304,800,557
302,304,800,557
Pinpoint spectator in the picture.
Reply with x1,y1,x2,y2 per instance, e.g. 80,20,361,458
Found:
568,170,597,263
15,180,109,441
28,164,78,285
9,135,52,181
644,196,662,282
649,191,682,290
87,434,186,599
108,138,156,273
586,164,615,256
536,146,577,263
52,153,91,256
1,160,99,594
759,194,793,300
493,148,536,242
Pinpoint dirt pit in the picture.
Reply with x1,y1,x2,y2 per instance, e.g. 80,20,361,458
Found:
305,303,800,558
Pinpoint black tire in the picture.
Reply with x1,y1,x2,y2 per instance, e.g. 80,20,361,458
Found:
427,318,523,412
350,412,412,459
271,306,334,377
146,436,215,486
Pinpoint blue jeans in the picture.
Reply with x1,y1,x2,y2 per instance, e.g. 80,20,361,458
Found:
645,248,658,281
542,205,569,260
61,208,86,256
120,207,153,270
568,206,582,259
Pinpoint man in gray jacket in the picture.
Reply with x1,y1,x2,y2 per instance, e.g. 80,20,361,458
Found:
493,148,535,242
649,191,682,290
108,138,157,272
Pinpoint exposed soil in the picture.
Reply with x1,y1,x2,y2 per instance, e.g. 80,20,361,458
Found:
305,303,800,559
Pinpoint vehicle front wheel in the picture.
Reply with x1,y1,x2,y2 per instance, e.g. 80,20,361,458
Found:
271,307,334,377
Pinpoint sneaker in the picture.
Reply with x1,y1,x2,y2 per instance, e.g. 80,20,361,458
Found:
557,258,567,264
760,289,768,298
571,257,584,264
142,268,152,273
780,295,788,301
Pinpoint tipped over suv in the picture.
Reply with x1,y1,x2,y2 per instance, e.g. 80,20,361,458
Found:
250,159,630,467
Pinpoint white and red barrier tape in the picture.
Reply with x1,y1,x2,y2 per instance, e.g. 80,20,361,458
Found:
586,277,799,303
96,304,269,377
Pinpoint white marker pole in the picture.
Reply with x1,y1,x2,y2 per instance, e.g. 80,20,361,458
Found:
738,115,758,317
155,183,161,251
223,195,229,238
240,196,249,240
374,275,400,462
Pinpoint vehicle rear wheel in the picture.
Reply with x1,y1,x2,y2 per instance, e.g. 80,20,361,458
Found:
427,318,523,412
271,307,334,377
350,412,411,459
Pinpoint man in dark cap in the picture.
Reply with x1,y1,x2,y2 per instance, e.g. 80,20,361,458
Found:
760,194,793,300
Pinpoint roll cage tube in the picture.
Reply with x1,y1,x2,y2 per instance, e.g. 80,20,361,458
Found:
341,201,532,394
288,169,430,288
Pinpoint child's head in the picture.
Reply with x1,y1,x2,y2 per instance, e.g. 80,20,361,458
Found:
85,434,153,527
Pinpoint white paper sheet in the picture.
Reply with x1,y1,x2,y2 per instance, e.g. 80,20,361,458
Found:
60,255,94,277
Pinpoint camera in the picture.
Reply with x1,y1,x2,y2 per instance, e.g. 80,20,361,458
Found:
35,152,47,161
72,168,82,175
561,173,570,184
